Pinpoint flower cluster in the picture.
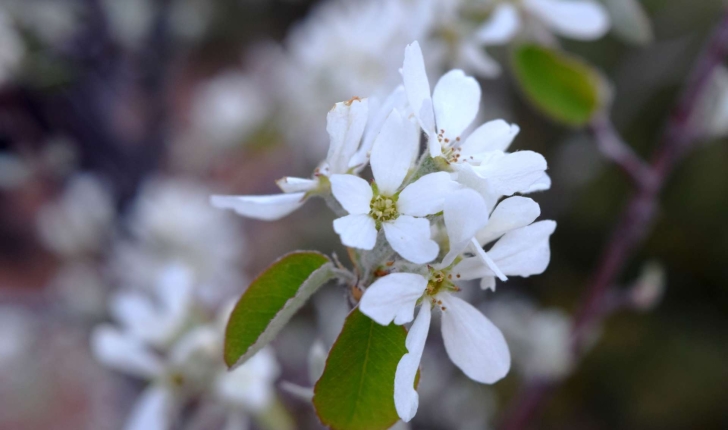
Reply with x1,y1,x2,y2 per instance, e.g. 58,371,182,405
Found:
214,41,556,422
91,264,280,430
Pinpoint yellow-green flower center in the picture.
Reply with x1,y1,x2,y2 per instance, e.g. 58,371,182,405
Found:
369,195,398,222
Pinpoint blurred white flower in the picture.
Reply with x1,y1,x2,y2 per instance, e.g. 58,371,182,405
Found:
692,66,728,139
0,8,23,86
36,174,115,258
630,261,665,311
190,71,272,149
113,178,245,304
485,297,574,380
2,0,79,47
269,0,434,150
92,273,280,430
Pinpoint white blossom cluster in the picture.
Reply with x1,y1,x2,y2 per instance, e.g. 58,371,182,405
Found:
213,42,556,423
91,264,281,430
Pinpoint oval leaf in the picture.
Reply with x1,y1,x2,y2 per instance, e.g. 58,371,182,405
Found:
313,308,408,430
511,44,605,126
225,251,333,369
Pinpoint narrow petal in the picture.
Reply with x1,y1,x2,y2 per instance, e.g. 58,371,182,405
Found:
333,214,378,250
359,273,428,325
488,220,556,276
477,196,541,245
432,70,481,142
124,385,175,430
210,193,306,221
475,3,521,44
470,238,508,282
402,41,435,135
329,174,372,215
397,172,461,217
524,0,611,40
371,109,418,195
440,294,510,384
325,98,369,174
91,325,163,379
472,150,547,196
383,216,438,264
395,305,431,422
459,120,520,157
440,189,489,268
276,177,317,193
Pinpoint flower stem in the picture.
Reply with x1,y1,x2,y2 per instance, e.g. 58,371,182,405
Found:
499,10,728,430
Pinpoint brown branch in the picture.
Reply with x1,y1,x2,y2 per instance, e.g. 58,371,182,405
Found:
499,9,728,430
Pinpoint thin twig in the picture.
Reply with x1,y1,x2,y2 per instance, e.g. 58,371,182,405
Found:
499,10,728,430
589,115,654,188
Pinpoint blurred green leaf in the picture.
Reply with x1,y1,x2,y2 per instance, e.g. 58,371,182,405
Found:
313,308,409,430
511,44,605,126
224,251,333,369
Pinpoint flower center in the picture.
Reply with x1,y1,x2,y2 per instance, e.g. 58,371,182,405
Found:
369,195,398,222
425,269,461,298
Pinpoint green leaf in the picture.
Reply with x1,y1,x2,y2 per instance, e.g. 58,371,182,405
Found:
313,308,409,430
511,44,606,127
225,251,334,369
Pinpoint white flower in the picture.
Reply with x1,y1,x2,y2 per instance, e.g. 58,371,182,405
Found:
475,0,610,46
330,108,461,264
112,178,244,304
359,271,510,422
91,276,280,430
36,174,115,258
454,197,556,290
190,71,271,149
0,8,23,86
211,97,369,221
485,297,573,380
267,0,434,152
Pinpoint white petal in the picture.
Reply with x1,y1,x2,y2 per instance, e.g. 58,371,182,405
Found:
432,70,481,142
359,273,428,326
440,189,489,268
525,172,552,193
460,120,520,157
475,3,521,44
91,325,163,379
470,239,508,282
352,86,409,169
488,220,556,277
210,193,306,221
371,109,418,195
477,196,541,245
394,305,431,422
472,151,547,196
397,172,461,217
329,174,372,214
524,0,611,40
124,385,175,430
383,216,438,264
325,98,369,174
480,276,496,291
276,177,317,193
333,214,378,250
440,294,510,384
402,41,435,135
459,41,502,78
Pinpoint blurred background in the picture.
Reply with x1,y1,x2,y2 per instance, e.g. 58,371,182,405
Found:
1,0,727,429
